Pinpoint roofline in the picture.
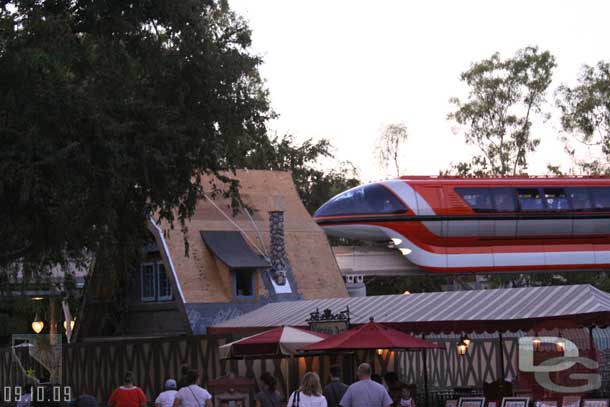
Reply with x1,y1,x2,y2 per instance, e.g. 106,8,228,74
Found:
208,312,610,336
398,175,610,180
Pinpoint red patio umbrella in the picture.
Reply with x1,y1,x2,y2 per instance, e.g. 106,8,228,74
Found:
302,318,443,352
302,318,443,407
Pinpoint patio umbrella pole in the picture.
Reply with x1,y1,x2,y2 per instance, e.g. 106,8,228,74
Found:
290,355,297,395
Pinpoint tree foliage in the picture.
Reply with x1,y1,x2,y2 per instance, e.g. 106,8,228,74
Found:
243,134,360,214
0,0,271,276
448,46,556,176
556,61,610,174
375,123,408,177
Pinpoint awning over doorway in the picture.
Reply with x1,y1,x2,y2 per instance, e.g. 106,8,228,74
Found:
201,231,270,270
209,284,610,335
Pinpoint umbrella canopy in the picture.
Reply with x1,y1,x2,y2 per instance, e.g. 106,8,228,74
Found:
220,326,329,359
302,318,443,352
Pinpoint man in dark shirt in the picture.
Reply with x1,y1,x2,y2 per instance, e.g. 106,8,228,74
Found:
324,366,348,407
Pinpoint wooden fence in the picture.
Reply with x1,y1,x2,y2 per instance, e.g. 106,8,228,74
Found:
1,334,550,404
0,334,401,401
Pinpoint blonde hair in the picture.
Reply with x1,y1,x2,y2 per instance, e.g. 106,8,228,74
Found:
299,372,322,396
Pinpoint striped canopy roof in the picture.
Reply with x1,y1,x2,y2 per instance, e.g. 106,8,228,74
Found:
210,284,610,335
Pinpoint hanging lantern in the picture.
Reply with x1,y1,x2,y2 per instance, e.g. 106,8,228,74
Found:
376,348,384,356
63,318,76,332
31,314,44,334
457,340,468,356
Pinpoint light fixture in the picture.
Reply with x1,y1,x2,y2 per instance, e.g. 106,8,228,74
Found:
403,290,411,295
556,338,566,352
31,297,44,301
532,337,541,351
461,334,471,348
63,319,76,332
391,238,403,245
457,340,467,356
376,348,384,356
399,248,412,255
31,314,44,334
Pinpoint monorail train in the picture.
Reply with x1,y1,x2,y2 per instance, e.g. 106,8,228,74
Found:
313,176,610,273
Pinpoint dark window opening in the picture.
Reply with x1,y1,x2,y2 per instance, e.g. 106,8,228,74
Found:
491,188,517,212
456,188,493,212
567,187,592,211
141,262,173,302
543,188,570,211
517,188,544,211
157,264,172,300
235,270,254,298
314,184,407,217
141,264,156,302
591,187,610,210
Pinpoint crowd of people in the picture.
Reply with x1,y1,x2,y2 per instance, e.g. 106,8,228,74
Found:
106,368,212,407
16,363,412,407
255,363,415,407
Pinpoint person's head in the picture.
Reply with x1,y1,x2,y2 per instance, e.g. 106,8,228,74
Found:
184,369,199,385
357,363,372,380
371,373,383,384
384,372,399,386
165,379,177,391
123,371,134,386
401,387,411,399
260,372,277,392
299,372,322,396
329,366,342,381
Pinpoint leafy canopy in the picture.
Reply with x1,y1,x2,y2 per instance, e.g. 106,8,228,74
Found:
0,0,271,273
556,61,610,174
448,46,556,176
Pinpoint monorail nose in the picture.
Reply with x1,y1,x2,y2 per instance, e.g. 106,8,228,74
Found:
313,182,407,220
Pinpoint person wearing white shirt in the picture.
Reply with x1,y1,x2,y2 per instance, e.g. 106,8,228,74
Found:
173,370,212,407
155,379,178,407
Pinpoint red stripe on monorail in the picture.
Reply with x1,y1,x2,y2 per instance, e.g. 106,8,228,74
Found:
419,263,610,273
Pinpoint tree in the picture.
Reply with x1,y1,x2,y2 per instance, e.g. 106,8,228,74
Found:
375,123,408,177
448,46,556,176
556,61,610,174
243,134,360,214
0,0,271,279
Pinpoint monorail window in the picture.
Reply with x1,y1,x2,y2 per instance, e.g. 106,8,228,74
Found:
566,187,592,211
456,188,493,212
591,187,610,210
314,184,407,217
543,188,570,211
517,188,544,211
491,188,517,212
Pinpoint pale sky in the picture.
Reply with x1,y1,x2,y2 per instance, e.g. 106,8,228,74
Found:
230,0,610,182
